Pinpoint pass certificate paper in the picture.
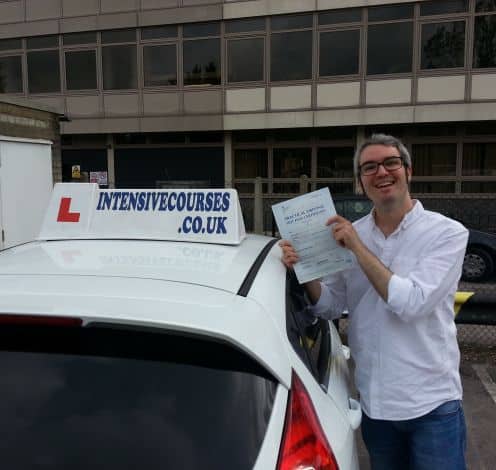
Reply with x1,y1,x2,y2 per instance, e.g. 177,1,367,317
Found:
272,187,353,284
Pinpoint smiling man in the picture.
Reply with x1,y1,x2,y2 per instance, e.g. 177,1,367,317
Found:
280,133,469,470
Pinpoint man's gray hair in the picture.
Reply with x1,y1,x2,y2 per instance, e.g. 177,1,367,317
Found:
353,133,412,177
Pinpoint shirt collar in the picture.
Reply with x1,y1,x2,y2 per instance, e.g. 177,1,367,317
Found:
365,200,424,234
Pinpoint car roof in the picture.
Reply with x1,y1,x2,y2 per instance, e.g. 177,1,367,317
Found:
0,235,275,294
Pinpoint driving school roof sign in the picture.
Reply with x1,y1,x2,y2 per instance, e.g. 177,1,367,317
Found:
39,183,246,245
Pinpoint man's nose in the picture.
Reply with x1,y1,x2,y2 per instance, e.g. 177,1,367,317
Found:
376,163,389,176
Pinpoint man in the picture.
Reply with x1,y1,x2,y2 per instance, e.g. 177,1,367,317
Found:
280,133,468,470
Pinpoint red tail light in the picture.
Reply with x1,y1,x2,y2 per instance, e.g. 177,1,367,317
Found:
277,371,339,470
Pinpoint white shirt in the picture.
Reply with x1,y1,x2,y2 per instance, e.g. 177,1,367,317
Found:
309,201,468,420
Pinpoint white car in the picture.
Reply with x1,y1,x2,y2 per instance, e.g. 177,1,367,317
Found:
0,184,361,469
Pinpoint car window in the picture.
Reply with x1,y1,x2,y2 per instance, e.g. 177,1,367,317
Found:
0,322,277,470
286,271,332,386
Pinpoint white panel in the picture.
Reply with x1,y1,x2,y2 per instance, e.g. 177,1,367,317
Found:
0,0,24,23
143,93,180,114
29,97,65,114
471,74,496,100
101,0,137,13
26,0,61,21
184,91,222,113
226,88,265,112
270,85,311,110
66,95,100,117
417,76,465,102
366,79,411,105
0,140,53,248
317,82,360,108
141,0,178,9
224,0,314,18
62,0,99,17
104,94,140,116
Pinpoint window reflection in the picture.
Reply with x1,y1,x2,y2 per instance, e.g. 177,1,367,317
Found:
463,143,496,175
143,45,177,86
183,39,220,86
273,148,311,193
367,23,413,74
317,147,354,178
421,21,465,69
0,56,22,93
412,143,457,176
271,31,312,81
228,39,264,82
27,50,60,93
473,16,496,68
65,50,97,90
102,45,137,90
320,30,360,76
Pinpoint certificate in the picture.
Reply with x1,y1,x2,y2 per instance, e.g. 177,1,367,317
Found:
272,187,353,283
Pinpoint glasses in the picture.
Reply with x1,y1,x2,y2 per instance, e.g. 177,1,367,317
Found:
359,156,404,176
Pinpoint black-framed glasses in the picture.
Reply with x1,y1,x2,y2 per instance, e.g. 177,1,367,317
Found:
359,156,404,176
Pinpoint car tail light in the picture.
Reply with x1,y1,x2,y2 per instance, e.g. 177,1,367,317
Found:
0,314,82,327
277,371,339,470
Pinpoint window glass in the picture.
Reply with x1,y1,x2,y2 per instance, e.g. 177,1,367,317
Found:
141,25,178,40
316,182,355,194
368,4,414,21
421,21,465,69
27,51,60,93
63,32,96,45
273,148,311,193
0,324,276,470
367,22,413,74
0,39,22,51
473,16,496,68
271,13,313,30
273,128,313,141
183,22,220,38
462,143,496,175
320,30,360,76
143,45,177,86
420,0,468,15
271,31,312,81
183,39,220,85
319,8,361,25
235,149,268,177
476,0,496,12
410,181,455,192
225,18,265,33
228,38,264,82
27,35,58,49
465,121,496,134
317,127,356,140
65,50,97,90
462,181,496,192
317,147,354,178
102,45,137,90
411,143,457,176
0,56,22,93
101,29,136,44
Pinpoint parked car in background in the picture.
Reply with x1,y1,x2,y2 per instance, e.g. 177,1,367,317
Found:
333,197,496,283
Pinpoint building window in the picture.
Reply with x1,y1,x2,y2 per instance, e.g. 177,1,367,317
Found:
421,21,466,69
273,148,311,193
0,56,22,93
102,45,137,90
271,31,312,81
317,147,354,178
367,22,413,74
227,38,264,83
420,0,468,16
65,50,97,90
473,15,496,68
225,18,265,34
319,8,362,25
183,39,221,85
0,38,22,51
63,32,97,46
462,143,496,175
411,181,456,193
143,45,177,86
234,149,268,193
27,50,60,93
412,143,457,176
320,30,360,76
141,25,178,41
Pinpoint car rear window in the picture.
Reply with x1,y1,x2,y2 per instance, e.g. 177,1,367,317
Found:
0,322,277,469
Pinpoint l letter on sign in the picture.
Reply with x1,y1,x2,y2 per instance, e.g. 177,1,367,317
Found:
57,197,80,223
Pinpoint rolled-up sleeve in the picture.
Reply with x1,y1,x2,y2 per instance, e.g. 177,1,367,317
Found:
386,223,468,322
306,273,347,321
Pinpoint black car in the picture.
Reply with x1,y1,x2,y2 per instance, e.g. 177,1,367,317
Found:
462,229,496,282
333,197,496,283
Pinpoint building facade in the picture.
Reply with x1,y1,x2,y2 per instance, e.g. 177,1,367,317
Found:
0,0,495,231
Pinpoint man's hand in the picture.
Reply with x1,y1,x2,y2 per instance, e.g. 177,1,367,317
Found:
279,239,299,269
326,215,363,252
